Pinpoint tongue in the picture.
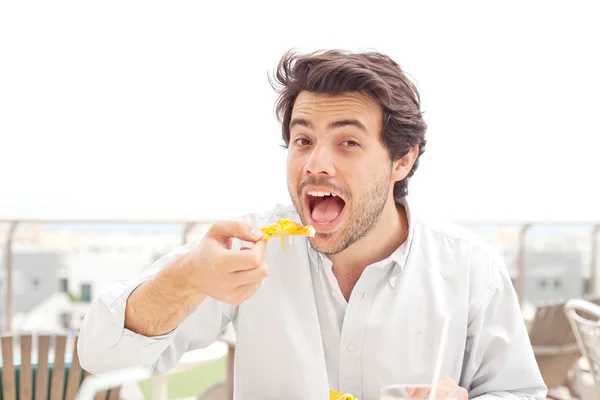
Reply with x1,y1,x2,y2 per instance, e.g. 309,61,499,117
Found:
311,196,345,223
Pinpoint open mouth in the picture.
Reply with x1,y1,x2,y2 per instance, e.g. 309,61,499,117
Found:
305,189,346,229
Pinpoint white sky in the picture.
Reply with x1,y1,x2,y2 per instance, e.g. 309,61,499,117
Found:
1,1,599,222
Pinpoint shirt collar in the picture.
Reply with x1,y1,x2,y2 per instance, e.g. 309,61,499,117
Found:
306,197,416,285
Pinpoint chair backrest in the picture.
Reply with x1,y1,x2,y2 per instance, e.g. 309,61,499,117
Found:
564,298,600,391
528,295,600,389
0,334,120,400
75,367,150,400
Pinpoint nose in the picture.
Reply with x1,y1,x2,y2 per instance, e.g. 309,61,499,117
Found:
304,144,335,177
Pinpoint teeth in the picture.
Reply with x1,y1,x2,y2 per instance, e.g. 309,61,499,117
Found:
307,191,333,197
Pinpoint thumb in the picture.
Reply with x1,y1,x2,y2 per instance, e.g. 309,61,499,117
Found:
251,238,267,262
240,239,267,262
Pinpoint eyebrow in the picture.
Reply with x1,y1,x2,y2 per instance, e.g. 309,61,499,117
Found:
289,118,369,134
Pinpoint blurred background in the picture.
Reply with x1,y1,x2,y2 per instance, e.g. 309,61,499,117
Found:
1,1,599,399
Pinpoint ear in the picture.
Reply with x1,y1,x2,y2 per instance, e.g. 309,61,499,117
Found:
391,145,419,183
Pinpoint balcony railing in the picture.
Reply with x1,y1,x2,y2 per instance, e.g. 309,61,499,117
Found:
2,217,599,332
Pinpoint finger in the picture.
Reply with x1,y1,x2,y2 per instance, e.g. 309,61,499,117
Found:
208,220,264,245
231,262,269,285
435,378,458,399
217,249,262,272
432,388,452,399
438,377,455,387
251,239,267,263
222,281,262,305
234,281,262,303
408,388,430,399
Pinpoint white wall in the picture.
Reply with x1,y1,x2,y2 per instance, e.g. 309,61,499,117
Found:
1,1,599,222
65,233,181,299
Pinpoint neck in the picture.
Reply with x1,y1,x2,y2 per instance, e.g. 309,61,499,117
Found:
328,198,409,270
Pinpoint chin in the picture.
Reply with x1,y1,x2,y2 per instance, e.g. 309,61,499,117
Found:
307,231,346,255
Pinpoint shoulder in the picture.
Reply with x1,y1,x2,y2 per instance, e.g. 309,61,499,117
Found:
415,215,504,265
412,210,511,307
412,208,507,284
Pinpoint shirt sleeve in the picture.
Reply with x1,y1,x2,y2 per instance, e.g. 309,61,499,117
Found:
77,232,237,375
459,245,547,400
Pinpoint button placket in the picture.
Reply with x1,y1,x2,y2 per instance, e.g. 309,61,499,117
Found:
337,268,379,397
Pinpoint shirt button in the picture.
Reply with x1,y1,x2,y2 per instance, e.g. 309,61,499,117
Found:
347,344,356,352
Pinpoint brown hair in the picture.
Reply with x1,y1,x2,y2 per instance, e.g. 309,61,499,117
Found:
270,49,427,200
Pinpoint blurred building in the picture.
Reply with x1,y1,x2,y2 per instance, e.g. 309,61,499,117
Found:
0,252,63,331
524,251,584,305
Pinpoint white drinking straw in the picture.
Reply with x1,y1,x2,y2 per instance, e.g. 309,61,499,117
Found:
429,315,452,400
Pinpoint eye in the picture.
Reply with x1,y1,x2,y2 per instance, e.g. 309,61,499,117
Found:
294,138,311,146
342,140,359,147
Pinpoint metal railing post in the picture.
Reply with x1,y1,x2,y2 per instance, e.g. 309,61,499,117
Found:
4,221,18,332
181,222,196,245
590,224,600,295
517,223,531,306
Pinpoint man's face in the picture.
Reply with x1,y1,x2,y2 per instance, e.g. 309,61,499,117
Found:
286,91,396,254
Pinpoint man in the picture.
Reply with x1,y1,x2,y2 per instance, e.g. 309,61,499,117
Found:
78,49,546,400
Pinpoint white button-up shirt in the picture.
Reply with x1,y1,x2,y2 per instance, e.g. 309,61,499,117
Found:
78,200,547,400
